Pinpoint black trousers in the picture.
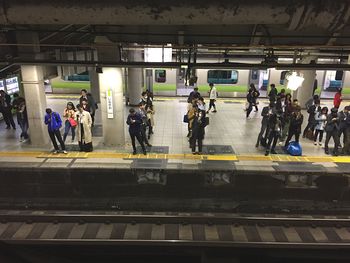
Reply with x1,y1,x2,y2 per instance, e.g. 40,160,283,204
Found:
342,129,350,154
325,130,340,153
208,99,216,111
339,128,347,145
246,102,253,118
256,122,268,146
266,130,279,152
91,111,95,126
303,121,315,137
191,137,203,153
1,108,15,128
48,129,65,151
130,132,145,152
285,130,300,147
140,125,150,145
314,129,324,142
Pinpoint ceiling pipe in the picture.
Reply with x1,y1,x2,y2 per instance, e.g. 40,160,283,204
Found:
4,59,350,70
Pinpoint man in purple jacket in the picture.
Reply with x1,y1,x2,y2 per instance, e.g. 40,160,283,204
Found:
44,108,67,154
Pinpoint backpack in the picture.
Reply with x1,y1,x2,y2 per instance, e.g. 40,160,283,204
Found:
286,141,302,156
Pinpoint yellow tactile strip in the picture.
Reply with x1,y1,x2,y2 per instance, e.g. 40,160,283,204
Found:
0,151,350,163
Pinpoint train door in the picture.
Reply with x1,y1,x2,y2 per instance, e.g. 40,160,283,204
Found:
249,69,268,89
322,70,343,98
176,68,189,96
145,69,153,92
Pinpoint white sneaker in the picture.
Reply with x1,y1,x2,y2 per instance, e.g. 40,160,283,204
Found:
62,150,68,154
278,141,283,146
314,142,317,146
319,143,322,146
19,138,24,142
53,150,59,154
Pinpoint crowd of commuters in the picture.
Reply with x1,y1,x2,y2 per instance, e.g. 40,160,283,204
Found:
44,89,96,153
253,84,350,156
1,83,350,157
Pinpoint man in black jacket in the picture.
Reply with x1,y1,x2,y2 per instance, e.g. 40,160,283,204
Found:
0,90,16,129
338,106,349,147
268,84,277,103
341,106,350,155
324,108,341,155
187,87,200,103
79,89,97,126
256,102,275,147
265,111,282,156
126,108,146,155
302,98,321,138
284,106,303,147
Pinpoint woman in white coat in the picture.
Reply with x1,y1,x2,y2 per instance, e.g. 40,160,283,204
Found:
75,104,93,152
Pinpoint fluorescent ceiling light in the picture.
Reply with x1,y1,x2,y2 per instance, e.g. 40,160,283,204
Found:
286,72,304,91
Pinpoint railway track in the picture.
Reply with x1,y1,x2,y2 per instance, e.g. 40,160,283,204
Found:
0,210,349,248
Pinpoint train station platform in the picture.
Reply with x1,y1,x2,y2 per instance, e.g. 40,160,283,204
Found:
1,96,350,176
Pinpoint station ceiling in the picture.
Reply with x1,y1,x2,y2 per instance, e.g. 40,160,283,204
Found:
1,0,350,68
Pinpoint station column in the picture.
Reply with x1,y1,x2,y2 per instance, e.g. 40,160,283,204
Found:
295,57,317,108
95,36,125,146
127,47,143,105
89,69,100,103
296,70,316,108
17,32,50,147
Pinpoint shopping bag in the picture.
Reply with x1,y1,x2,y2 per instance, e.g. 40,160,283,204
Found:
69,117,78,127
183,114,189,123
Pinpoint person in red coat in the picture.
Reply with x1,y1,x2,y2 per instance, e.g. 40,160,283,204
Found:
334,88,342,109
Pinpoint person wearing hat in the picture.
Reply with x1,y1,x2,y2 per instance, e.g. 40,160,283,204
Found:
324,107,341,155
207,83,217,113
284,105,304,148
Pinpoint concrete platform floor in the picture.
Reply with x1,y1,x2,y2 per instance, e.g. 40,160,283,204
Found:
0,95,348,157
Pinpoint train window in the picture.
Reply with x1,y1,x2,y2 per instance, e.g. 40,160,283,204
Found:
207,70,238,84
280,71,289,85
251,70,258,80
155,69,166,83
335,70,343,81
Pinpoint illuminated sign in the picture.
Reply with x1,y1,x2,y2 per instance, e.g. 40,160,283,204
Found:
0,80,4,91
106,89,113,119
144,45,172,62
5,76,19,95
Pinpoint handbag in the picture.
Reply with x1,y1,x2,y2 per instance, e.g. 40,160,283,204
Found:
305,129,314,140
204,116,209,127
183,114,189,123
69,117,77,127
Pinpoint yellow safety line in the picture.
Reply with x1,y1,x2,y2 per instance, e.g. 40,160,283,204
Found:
1,151,350,163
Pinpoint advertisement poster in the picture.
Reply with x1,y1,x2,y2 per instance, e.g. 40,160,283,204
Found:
5,76,20,95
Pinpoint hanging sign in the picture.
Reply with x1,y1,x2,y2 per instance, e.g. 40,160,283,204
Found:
106,89,114,119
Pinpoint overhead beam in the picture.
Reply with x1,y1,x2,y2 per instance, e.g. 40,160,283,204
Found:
3,59,350,70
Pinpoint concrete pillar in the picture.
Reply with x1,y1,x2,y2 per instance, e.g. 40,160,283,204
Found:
94,36,125,146
89,69,100,103
127,48,143,106
98,67,125,146
296,70,316,108
21,65,50,146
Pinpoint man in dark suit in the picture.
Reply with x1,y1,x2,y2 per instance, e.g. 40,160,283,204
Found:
0,90,16,129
